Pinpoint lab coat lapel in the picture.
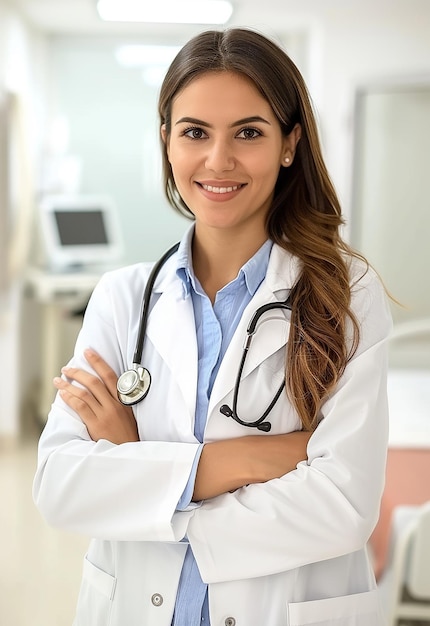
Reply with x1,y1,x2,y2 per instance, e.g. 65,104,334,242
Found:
145,276,198,421
208,245,300,414
207,282,290,415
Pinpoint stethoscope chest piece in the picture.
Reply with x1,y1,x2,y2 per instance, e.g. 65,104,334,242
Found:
117,365,151,406
117,242,180,408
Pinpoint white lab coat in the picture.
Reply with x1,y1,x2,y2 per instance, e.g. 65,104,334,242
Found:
33,243,392,626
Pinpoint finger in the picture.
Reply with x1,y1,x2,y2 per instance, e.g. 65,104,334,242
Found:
83,348,120,398
53,377,98,421
60,366,113,405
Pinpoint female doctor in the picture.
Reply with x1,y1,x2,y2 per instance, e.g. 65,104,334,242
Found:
33,28,392,626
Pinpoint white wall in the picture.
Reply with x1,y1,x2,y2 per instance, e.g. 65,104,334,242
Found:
314,2,430,219
0,1,49,441
354,89,430,310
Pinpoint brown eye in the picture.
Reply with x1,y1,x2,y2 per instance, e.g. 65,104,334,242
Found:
184,127,207,139
237,127,261,140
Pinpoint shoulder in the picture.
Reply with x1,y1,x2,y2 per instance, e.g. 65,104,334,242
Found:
346,254,393,349
347,254,386,304
86,263,155,318
267,243,302,289
98,262,153,291
89,254,181,310
267,244,382,293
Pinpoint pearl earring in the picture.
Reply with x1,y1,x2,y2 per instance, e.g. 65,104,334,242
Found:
284,157,290,164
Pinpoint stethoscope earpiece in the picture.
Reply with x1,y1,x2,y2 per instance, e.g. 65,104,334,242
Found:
220,405,272,432
117,365,151,406
257,422,272,433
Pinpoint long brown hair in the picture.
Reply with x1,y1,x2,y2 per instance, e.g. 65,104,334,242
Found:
158,28,363,431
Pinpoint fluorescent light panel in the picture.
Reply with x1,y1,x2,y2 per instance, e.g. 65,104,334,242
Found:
97,0,233,24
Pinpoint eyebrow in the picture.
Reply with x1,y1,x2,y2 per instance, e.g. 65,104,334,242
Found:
174,115,272,128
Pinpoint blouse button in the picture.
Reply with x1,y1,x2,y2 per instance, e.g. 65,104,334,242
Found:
225,618,236,626
151,593,163,607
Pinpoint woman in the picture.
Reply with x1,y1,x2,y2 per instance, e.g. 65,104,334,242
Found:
33,28,391,625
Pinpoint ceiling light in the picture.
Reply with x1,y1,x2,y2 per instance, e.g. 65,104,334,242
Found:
97,0,233,24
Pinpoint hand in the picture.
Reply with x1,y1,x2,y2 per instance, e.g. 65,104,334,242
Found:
53,349,139,444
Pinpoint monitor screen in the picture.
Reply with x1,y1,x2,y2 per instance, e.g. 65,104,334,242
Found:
39,194,123,270
54,210,109,246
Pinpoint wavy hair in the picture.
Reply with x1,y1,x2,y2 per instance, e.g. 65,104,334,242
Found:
158,28,364,431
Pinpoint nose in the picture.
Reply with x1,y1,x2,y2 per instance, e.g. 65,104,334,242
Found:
205,138,235,172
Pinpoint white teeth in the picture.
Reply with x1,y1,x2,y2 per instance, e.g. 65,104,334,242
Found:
202,184,240,194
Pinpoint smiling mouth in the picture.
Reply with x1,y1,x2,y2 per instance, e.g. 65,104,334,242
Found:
200,183,245,194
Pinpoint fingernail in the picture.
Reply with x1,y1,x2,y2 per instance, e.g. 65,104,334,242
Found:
53,377,62,385
84,348,95,357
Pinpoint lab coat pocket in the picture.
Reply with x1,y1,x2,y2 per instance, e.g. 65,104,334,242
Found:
73,555,117,626
288,589,380,626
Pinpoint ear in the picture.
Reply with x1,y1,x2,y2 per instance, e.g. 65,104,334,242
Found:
281,123,302,166
160,124,170,160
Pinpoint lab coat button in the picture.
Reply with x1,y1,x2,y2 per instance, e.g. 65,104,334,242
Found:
225,618,236,626
151,593,163,607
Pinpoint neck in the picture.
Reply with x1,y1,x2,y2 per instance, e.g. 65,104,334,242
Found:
192,226,268,303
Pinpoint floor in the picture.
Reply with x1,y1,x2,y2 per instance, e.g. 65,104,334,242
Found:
0,429,88,626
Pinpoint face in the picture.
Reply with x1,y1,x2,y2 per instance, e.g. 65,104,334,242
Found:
162,71,300,241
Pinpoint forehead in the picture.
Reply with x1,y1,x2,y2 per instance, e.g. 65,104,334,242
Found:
171,71,276,121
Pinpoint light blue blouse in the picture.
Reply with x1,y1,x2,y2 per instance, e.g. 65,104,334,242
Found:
172,228,272,625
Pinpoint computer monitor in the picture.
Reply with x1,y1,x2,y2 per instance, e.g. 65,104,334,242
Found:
38,194,123,271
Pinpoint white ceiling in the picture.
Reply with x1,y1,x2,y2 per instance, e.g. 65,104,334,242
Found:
8,0,306,36
6,0,386,39
9,0,430,36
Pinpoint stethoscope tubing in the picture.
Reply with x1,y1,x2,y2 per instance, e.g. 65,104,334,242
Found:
220,298,292,432
132,242,180,365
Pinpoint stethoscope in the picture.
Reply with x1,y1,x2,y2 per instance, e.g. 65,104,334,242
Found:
117,243,292,432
